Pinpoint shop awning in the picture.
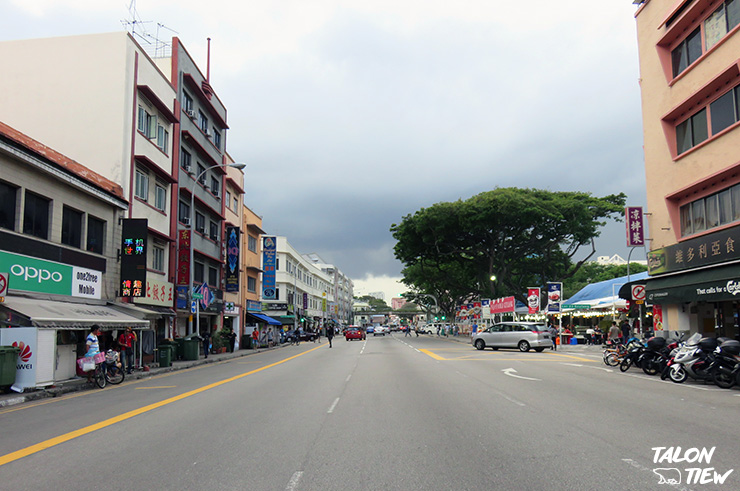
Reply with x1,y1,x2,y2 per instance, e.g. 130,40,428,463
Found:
645,263,740,304
0,297,149,329
245,312,282,325
564,272,649,309
109,302,175,320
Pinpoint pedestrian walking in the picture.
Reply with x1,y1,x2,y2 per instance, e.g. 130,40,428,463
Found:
201,329,211,358
327,326,334,348
609,321,620,343
549,323,558,350
405,325,411,337
118,326,137,374
252,328,260,349
620,319,631,342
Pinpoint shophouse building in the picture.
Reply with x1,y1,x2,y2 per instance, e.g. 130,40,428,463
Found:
221,154,245,342
635,0,740,338
0,32,179,340
261,237,336,333
154,37,235,337
303,253,354,327
0,122,148,388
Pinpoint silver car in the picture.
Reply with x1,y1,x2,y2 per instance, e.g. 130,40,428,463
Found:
472,322,551,352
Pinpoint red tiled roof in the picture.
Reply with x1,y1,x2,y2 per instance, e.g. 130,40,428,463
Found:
0,120,125,201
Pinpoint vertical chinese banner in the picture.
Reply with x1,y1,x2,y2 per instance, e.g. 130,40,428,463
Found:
626,206,645,247
120,219,147,297
225,226,240,292
177,229,191,286
527,288,540,314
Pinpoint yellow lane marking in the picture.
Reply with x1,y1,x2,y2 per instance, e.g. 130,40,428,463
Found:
0,344,323,467
419,349,446,361
134,386,176,390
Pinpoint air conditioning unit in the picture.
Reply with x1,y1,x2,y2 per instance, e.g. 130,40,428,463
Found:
212,189,220,198
186,109,196,120
196,226,205,234
182,217,191,227
204,128,212,138
209,232,218,241
183,163,192,173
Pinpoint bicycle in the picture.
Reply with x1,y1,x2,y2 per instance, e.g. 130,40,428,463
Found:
104,359,125,385
603,341,627,367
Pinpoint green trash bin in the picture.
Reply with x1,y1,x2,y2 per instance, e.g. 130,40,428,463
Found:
0,346,21,387
160,340,181,360
174,338,185,360
241,335,252,350
183,334,200,360
158,345,172,367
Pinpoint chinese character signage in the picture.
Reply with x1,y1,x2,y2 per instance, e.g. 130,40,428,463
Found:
262,237,277,300
626,206,644,247
648,226,740,274
177,229,191,286
225,226,240,292
546,282,562,313
136,276,174,307
527,288,540,314
120,219,147,297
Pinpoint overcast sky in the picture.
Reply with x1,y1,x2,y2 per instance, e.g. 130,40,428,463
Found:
2,0,647,300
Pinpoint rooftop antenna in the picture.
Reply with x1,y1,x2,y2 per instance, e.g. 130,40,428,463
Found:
121,0,177,57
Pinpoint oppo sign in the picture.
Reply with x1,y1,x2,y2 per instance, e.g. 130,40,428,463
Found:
0,250,101,298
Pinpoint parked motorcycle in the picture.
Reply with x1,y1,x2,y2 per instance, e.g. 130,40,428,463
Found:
708,339,740,389
619,338,647,372
664,333,722,384
638,336,672,375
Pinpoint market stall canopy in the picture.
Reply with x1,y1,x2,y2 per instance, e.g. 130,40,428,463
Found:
245,312,282,325
1,296,149,329
564,272,649,309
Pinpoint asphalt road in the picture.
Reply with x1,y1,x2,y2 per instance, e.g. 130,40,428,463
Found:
1,334,738,490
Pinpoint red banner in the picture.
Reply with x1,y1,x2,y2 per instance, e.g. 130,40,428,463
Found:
527,288,540,314
177,229,191,286
490,296,516,314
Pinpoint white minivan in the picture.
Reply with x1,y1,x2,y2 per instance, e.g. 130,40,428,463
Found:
471,322,551,352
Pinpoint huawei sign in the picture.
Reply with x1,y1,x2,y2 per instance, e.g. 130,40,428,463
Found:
12,341,32,362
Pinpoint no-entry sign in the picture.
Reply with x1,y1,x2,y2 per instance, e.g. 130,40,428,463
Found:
0,272,8,296
631,284,646,302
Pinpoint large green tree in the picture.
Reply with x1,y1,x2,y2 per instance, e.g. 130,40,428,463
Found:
391,187,626,311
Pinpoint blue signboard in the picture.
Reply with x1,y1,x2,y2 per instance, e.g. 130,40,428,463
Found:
546,282,563,313
225,227,240,292
262,237,277,300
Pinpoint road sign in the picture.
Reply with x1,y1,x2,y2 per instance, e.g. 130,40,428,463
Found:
0,273,7,296
191,301,197,314
631,284,646,302
192,293,203,300
562,304,590,309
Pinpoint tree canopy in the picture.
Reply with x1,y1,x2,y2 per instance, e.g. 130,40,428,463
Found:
390,187,626,314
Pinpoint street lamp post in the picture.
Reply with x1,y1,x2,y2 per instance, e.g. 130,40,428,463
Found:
188,162,246,337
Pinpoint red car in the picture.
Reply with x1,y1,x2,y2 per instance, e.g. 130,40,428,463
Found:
345,327,366,341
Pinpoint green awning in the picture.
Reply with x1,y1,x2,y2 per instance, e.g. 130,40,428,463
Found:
646,263,740,304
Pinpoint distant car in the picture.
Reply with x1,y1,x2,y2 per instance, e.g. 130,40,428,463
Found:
366,326,375,334
471,322,551,352
345,327,366,341
374,326,387,336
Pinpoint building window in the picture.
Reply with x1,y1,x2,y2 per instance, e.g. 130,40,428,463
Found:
671,28,702,78
181,148,192,171
153,245,165,271
23,191,50,239
61,206,83,248
210,176,220,197
208,266,218,286
195,212,205,234
179,201,191,224
87,215,105,254
705,1,740,50
156,125,169,154
184,91,193,113
197,164,206,185
138,106,158,139
213,128,221,149
226,191,232,209
676,108,708,154
0,181,17,230
680,183,740,236
155,184,167,212
233,197,238,210
135,169,149,201
248,235,257,253
209,221,218,241
194,262,204,283
199,111,208,133
247,276,256,293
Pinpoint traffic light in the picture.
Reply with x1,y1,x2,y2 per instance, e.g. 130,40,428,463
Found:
434,316,438,321
441,315,446,320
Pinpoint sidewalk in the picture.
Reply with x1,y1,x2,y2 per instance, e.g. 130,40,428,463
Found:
0,344,284,409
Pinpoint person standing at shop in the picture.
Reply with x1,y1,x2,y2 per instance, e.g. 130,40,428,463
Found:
118,326,137,374
201,329,211,358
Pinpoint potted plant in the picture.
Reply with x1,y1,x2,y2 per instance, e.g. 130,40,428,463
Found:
210,332,224,353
